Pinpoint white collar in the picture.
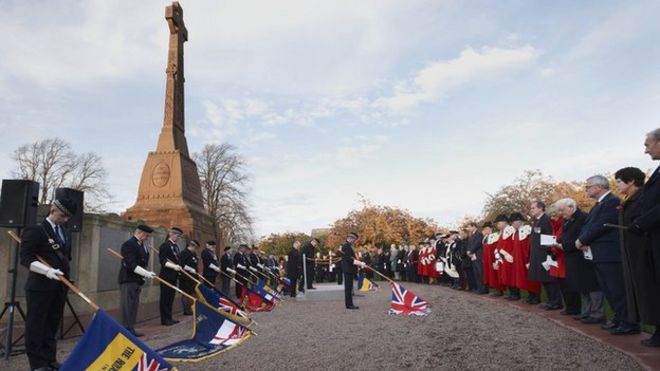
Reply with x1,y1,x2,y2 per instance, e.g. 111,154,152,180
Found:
598,191,611,203
46,217,59,231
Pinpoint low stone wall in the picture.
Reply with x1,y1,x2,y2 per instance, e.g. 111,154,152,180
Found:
0,212,180,326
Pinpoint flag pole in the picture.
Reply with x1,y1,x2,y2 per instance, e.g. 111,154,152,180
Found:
8,231,100,311
362,265,395,284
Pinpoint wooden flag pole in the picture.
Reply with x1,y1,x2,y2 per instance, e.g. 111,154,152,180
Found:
362,264,395,284
8,230,100,311
107,248,197,303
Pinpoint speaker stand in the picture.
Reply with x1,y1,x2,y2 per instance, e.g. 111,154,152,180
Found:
1,228,26,359
58,294,85,340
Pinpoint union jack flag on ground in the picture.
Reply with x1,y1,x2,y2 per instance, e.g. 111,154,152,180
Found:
388,282,431,316
138,353,163,371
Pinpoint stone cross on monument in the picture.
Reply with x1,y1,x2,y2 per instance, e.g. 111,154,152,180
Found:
123,2,214,241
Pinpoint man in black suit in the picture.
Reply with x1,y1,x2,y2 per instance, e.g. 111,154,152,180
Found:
528,201,563,310
118,225,156,338
342,232,365,309
466,222,486,294
158,227,183,326
555,198,603,323
201,240,220,288
286,241,302,297
301,238,319,290
577,175,639,335
630,128,660,346
20,198,77,371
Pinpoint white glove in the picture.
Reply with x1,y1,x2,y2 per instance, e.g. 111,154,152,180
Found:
237,264,247,270
134,265,156,279
30,261,63,280
249,266,259,272
165,261,182,271
184,265,196,273
353,260,366,268
257,263,265,269
227,267,237,275
209,263,221,272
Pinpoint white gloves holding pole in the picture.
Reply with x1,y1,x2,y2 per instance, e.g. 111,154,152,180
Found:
30,261,63,281
236,264,247,271
209,263,220,272
353,260,367,268
165,261,182,271
134,265,156,279
227,267,237,275
184,265,196,273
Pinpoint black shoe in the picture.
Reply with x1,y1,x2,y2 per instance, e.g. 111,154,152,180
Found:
545,304,563,311
610,326,640,335
490,291,503,297
506,296,520,301
573,314,587,320
527,298,540,305
309,287,317,290
129,328,145,337
601,320,619,330
477,289,489,294
183,312,193,316
171,319,180,324
33,368,55,371
162,320,175,326
347,305,359,310
641,337,660,347
49,362,62,370
580,316,604,324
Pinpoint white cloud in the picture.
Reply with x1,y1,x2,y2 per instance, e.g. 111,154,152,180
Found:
374,45,540,112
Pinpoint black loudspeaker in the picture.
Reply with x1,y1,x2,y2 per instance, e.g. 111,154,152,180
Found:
0,179,40,228
55,188,84,233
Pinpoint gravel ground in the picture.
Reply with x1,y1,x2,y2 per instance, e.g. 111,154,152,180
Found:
2,283,642,371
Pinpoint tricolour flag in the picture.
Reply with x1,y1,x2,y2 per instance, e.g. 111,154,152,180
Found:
195,284,251,326
60,309,173,371
357,274,378,292
156,301,252,363
388,282,431,316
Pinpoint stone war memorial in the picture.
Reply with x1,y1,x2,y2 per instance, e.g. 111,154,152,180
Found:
122,2,214,243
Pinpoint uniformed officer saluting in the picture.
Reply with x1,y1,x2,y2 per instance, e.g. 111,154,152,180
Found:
159,227,183,326
341,232,366,310
118,224,156,338
20,198,77,371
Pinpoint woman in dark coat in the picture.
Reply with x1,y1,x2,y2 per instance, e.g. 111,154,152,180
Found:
616,167,660,346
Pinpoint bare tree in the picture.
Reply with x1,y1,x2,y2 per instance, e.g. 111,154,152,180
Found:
11,138,112,212
194,143,254,248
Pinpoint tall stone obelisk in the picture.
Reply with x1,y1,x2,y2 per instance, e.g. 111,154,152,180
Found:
123,2,214,240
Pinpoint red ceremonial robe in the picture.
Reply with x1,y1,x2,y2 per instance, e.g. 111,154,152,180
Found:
428,246,440,278
496,226,515,287
549,219,566,278
483,233,504,291
512,225,542,294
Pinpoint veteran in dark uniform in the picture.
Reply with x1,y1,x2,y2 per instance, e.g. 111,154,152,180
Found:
118,224,156,337
301,238,319,290
20,198,77,371
218,245,233,294
341,232,365,309
179,239,199,315
158,227,183,326
233,244,249,298
201,240,220,288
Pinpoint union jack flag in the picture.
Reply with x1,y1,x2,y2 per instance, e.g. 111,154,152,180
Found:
388,283,431,316
137,352,164,371
219,297,249,319
210,319,249,347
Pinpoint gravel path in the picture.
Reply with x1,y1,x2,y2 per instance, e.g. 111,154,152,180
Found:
2,283,642,370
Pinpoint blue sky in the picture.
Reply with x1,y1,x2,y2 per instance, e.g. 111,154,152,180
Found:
1,0,659,238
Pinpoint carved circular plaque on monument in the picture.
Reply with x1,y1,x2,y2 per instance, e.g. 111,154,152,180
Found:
152,162,171,187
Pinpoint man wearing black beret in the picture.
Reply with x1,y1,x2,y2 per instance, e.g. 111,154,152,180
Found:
20,198,77,371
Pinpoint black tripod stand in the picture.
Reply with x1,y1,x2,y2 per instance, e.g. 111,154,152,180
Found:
58,288,85,339
1,227,26,359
